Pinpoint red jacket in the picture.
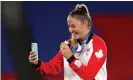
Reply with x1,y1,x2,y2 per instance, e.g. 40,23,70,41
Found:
34,34,107,80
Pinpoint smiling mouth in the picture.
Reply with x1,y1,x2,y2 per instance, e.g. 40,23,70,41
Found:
73,33,77,36
72,31,77,35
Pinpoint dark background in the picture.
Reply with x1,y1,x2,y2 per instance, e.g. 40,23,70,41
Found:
1,1,133,80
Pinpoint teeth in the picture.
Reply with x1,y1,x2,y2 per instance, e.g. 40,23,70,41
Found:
73,33,76,35
72,32,77,36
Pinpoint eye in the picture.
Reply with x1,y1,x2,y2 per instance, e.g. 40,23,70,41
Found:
71,25,76,28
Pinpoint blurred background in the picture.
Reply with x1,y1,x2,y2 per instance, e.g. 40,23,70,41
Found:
1,1,133,80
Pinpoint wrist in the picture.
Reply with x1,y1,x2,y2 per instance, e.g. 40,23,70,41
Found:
32,60,41,69
67,55,75,64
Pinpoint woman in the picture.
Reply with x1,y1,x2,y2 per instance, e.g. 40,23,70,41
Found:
29,4,107,80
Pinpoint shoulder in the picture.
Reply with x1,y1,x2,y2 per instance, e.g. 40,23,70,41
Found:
92,34,107,53
93,34,106,46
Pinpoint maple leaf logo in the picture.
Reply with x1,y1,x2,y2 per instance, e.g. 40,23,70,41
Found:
95,49,103,60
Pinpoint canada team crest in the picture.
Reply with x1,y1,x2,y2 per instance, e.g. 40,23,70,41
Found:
95,49,103,60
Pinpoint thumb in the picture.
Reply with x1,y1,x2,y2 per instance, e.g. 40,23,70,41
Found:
70,36,77,48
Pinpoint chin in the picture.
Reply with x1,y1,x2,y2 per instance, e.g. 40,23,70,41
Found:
73,36,80,40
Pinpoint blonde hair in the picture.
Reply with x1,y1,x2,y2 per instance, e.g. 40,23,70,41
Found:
68,4,92,27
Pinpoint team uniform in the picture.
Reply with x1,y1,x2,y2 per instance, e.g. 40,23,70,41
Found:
34,33,107,80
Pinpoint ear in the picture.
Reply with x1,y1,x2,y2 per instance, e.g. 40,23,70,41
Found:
84,20,88,26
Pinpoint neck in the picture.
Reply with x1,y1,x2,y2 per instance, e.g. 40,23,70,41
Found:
80,29,90,42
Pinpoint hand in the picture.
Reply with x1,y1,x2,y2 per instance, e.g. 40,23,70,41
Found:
70,35,77,48
61,44,74,59
29,51,38,65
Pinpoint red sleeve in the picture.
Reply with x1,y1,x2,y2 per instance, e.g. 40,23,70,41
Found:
35,51,63,75
69,39,107,80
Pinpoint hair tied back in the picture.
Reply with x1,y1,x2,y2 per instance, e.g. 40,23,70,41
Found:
75,4,88,13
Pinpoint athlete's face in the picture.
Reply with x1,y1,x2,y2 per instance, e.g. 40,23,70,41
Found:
67,16,88,40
